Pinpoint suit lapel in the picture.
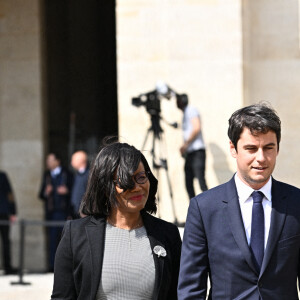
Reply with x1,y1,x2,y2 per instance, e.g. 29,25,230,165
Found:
224,178,258,274
85,216,106,300
260,179,287,276
148,235,165,300
142,212,165,300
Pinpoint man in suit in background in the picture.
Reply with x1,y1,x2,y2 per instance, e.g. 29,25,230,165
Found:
0,171,17,274
39,153,73,272
70,150,89,218
178,103,300,299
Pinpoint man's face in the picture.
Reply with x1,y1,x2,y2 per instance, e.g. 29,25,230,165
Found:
71,151,87,170
46,154,60,171
230,127,279,190
71,153,80,170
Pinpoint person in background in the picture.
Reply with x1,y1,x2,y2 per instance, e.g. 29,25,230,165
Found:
0,170,17,275
51,141,182,300
178,103,300,299
39,153,73,272
177,93,208,199
70,151,89,218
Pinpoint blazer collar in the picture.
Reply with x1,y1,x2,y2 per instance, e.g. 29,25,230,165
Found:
142,211,165,300
224,177,258,274
85,216,106,300
260,178,287,276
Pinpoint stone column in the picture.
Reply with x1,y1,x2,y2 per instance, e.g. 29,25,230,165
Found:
0,0,45,270
242,0,300,186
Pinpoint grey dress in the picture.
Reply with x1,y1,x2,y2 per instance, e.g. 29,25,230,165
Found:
96,223,155,300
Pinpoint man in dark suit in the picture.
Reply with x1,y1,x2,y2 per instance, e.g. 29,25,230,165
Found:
0,171,17,274
178,103,300,299
39,153,73,272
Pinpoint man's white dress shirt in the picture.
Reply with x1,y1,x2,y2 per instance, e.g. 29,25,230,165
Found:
234,174,272,249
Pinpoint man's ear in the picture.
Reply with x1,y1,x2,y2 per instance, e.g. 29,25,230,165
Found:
229,141,237,158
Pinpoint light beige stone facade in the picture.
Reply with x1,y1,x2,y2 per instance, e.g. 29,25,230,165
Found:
117,0,243,223
117,0,300,223
0,0,45,270
242,1,300,187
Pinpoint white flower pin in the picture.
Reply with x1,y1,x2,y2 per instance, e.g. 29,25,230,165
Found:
153,245,167,258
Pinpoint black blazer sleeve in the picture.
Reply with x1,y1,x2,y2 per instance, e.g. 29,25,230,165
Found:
167,225,182,300
38,171,48,201
51,221,77,300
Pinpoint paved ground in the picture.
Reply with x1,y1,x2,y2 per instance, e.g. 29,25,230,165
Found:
0,271,298,299
0,273,53,300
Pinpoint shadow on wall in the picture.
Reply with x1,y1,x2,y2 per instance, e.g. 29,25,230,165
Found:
209,143,234,185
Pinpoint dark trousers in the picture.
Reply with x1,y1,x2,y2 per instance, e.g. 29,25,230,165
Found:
0,215,12,271
47,211,67,270
184,149,208,199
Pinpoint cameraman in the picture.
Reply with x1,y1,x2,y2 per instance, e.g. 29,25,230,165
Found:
177,94,208,199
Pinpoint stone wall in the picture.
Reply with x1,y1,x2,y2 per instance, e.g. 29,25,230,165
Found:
0,0,45,270
117,0,243,222
117,0,300,222
242,0,300,187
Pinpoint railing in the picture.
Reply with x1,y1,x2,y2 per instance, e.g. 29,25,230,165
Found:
0,218,184,285
0,219,65,285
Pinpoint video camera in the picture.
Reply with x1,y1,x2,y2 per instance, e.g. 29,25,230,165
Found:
131,82,176,116
132,91,161,116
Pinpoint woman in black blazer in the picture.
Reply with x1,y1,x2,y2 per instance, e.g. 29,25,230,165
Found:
51,141,182,300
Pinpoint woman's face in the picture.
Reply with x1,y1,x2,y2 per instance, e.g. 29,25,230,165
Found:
114,162,150,215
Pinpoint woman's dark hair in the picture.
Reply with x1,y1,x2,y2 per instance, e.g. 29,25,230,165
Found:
228,103,281,150
80,141,157,216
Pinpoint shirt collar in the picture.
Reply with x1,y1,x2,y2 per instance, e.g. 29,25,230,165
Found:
78,167,86,174
234,173,272,203
51,166,62,177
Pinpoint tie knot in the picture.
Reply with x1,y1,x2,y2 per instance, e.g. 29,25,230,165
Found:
252,191,264,203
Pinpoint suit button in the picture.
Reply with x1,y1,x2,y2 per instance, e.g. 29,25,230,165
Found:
258,282,263,288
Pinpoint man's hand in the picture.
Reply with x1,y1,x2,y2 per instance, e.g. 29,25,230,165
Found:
180,116,201,156
45,184,53,196
57,185,69,195
180,143,189,156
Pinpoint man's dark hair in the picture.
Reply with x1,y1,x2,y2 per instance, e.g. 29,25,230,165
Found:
176,93,189,109
48,152,61,160
228,103,281,150
80,141,157,216
179,94,188,106
47,152,63,165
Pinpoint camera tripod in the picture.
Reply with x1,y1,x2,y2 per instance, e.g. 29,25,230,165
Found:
141,114,178,225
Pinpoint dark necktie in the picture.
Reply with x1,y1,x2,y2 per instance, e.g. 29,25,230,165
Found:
250,191,265,272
